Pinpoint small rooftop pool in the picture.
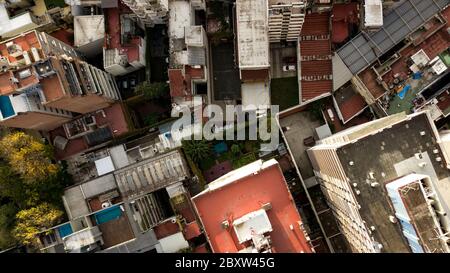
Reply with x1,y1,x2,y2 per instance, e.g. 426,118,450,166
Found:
0,96,15,119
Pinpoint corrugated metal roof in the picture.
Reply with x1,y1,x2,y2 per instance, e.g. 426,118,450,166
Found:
337,0,450,74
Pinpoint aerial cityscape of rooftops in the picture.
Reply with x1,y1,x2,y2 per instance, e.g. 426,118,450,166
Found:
0,0,449,255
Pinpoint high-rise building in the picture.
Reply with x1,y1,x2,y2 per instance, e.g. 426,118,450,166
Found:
307,111,450,253
0,30,120,131
268,1,306,43
192,159,314,253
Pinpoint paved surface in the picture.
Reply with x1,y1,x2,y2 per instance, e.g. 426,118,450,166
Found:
270,43,297,79
280,111,322,179
211,43,241,101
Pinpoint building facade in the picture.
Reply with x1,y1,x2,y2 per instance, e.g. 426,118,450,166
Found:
307,112,450,253
268,1,306,43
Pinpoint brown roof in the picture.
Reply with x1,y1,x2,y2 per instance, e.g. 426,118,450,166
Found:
337,92,367,123
169,69,190,98
241,69,269,82
153,220,181,240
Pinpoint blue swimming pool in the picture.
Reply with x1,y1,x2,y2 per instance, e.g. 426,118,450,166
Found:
94,205,122,225
0,96,15,119
214,142,228,155
58,223,73,238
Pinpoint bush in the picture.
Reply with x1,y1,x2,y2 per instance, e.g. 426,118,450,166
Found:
134,82,169,100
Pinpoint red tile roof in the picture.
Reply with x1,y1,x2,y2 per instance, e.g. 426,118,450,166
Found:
301,81,333,101
300,12,332,102
358,68,386,99
300,40,331,56
192,161,313,253
185,66,205,79
301,60,332,77
301,13,330,36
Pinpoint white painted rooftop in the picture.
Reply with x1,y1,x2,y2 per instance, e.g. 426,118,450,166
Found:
168,0,191,39
236,0,270,69
364,0,383,28
241,82,271,112
233,209,273,244
74,15,105,47
0,3,38,38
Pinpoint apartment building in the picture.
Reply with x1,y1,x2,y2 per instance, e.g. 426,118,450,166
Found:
38,133,206,253
268,0,306,43
236,0,271,113
103,2,146,76
307,111,450,253
192,159,313,253
121,0,169,27
0,31,120,131
168,0,208,107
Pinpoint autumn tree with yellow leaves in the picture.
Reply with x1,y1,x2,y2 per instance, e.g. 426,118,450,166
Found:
13,203,63,247
0,132,58,183
0,132,70,250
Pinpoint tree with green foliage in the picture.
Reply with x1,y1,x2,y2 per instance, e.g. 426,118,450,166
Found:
182,140,212,164
134,81,168,100
231,144,241,156
0,203,18,249
13,203,63,247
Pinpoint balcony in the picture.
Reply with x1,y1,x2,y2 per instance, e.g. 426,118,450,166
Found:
63,226,103,253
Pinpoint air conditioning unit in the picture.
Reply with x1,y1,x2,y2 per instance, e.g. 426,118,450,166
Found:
23,51,31,65
221,220,229,229
18,69,32,79
31,47,41,62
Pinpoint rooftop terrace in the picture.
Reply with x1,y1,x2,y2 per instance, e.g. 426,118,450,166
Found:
193,159,312,253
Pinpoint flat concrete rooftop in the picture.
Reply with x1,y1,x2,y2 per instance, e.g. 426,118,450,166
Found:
236,0,270,69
